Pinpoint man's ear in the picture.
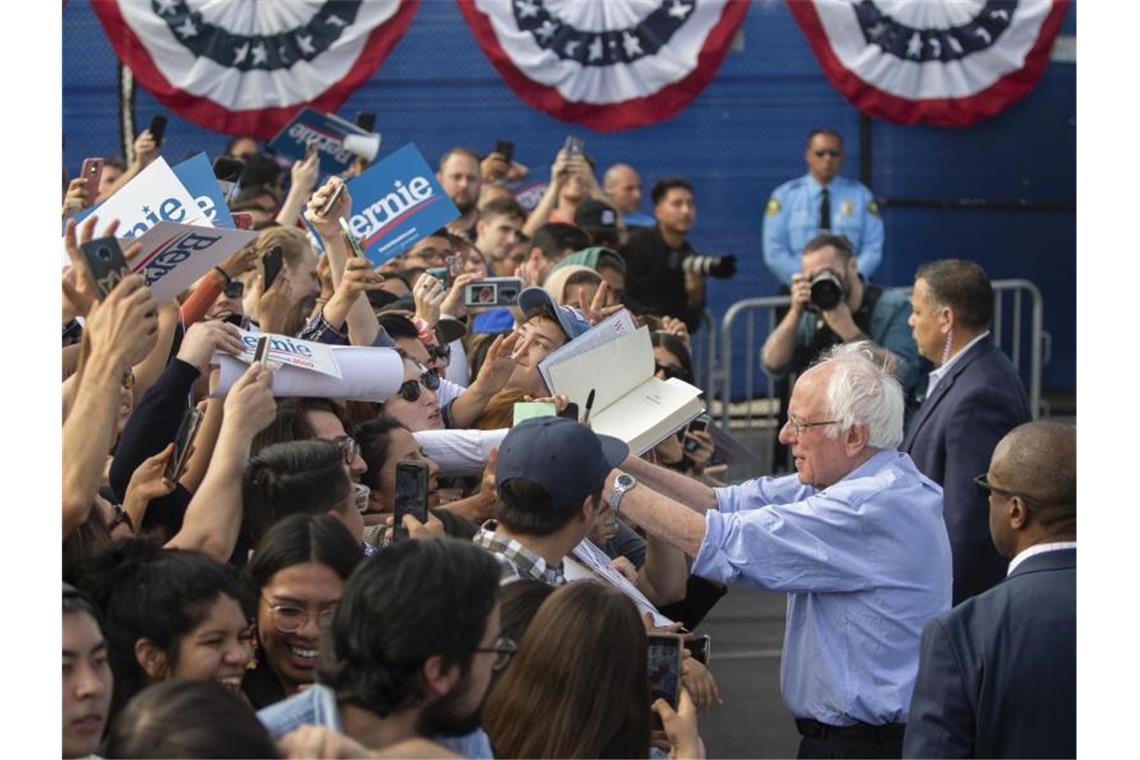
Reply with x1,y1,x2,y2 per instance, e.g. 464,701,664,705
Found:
845,423,870,455
1009,498,1031,531
938,304,956,335
475,218,486,240
422,653,462,698
134,638,168,681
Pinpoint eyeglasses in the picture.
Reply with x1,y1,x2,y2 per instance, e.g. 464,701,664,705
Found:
785,415,840,437
335,435,358,466
475,635,518,672
261,597,338,634
973,474,1043,508
396,367,441,402
813,149,841,158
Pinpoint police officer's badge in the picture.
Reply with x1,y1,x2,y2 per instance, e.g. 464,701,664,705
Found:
841,200,853,217
766,197,781,216
868,200,880,216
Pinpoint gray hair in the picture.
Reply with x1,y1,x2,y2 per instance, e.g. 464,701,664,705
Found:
818,342,904,449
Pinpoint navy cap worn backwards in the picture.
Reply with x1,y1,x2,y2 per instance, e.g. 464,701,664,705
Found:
516,287,592,341
496,417,629,506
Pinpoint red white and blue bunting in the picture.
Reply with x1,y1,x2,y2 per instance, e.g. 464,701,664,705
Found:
456,0,749,131
91,0,420,138
788,0,1070,127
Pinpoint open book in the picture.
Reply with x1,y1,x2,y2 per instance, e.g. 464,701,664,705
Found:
537,309,636,393
544,324,704,454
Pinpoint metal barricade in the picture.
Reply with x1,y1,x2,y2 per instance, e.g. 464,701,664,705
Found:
710,280,1049,464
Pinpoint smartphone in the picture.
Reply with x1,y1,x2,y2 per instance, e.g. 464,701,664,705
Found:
79,236,131,299
393,460,430,541
147,115,168,146
563,135,585,158
684,413,711,454
80,157,103,201
261,245,284,289
494,139,514,164
321,182,346,217
252,335,271,367
425,266,451,291
463,277,523,308
338,217,368,259
647,633,684,729
356,112,377,132
164,407,205,482
683,634,712,666
231,212,253,230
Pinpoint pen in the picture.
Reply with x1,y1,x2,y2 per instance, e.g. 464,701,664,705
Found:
582,388,596,427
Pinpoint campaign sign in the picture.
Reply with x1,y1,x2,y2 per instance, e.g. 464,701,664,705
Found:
171,153,236,229
268,107,368,176
344,143,460,265
129,222,258,303
73,157,211,239
233,329,342,379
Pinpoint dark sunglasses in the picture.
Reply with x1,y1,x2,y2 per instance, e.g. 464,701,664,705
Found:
813,149,841,158
973,474,1042,508
224,281,245,299
396,368,441,402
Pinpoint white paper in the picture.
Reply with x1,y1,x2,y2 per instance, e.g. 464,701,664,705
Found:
127,222,259,303
235,330,342,379
212,346,404,402
538,309,636,392
570,539,675,628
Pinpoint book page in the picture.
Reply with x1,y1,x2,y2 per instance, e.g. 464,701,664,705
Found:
547,325,654,412
538,309,636,392
589,377,705,454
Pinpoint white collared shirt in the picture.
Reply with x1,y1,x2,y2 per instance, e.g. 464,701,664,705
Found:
926,331,991,398
1007,541,1077,576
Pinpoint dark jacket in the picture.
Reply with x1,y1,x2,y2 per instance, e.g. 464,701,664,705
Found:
901,337,1031,603
903,548,1076,758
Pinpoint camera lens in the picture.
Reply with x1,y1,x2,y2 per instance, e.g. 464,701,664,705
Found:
97,246,113,262
809,272,843,311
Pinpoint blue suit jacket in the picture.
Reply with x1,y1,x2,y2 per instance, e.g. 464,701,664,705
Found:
901,338,1030,604
903,549,1076,758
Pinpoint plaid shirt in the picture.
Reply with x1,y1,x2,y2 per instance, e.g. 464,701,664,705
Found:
473,520,567,586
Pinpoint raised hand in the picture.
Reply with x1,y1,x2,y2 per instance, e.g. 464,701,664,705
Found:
176,320,246,374
412,272,446,328
83,273,159,370
304,176,352,239
578,280,625,325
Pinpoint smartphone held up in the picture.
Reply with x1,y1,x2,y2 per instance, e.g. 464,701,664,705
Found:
393,460,430,541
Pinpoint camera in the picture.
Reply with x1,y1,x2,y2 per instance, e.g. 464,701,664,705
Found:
809,270,844,311
680,254,736,279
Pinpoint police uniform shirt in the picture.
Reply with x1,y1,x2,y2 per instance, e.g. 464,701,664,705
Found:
762,174,883,286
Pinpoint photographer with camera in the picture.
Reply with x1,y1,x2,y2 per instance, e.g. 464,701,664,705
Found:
621,177,736,333
761,234,927,423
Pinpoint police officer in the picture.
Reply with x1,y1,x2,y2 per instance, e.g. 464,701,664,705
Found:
763,129,883,287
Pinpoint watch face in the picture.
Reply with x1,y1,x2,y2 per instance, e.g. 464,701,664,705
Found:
617,474,635,489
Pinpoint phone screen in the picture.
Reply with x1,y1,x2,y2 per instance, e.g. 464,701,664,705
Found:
393,460,430,541
262,245,284,289
79,236,131,299
684,413,711,454
564,135,584,157
647,633,682,724
494,140,514,164
164,407,205,482
425,267,451,291
321,183,346,217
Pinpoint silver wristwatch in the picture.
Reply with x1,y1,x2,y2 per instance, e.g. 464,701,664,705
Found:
609,473,637,513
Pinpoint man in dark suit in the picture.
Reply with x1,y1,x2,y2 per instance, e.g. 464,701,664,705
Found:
902,260,1031,603
903,421,1076,758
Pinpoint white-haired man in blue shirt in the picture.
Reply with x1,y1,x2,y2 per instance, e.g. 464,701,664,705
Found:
604,342,951,759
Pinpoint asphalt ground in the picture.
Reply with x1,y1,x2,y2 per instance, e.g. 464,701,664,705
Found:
695,584,801,758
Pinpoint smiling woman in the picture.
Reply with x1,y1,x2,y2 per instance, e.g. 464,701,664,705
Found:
242,514,364,709
76,538,255,725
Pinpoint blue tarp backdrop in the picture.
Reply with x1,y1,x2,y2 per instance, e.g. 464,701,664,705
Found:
62,0,1075,396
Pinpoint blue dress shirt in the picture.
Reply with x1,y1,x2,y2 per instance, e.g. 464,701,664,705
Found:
692,449,951,726
762,174,884,285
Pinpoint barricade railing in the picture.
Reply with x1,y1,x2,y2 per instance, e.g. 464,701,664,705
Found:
709,280,1048,462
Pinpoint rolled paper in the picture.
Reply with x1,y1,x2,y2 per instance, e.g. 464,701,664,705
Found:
212,345,404,402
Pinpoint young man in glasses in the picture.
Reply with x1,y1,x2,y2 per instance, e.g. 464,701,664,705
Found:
258,538,507,758
763,128,883,287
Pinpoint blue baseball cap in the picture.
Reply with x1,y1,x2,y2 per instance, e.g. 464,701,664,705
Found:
496,417,629,506
516,286,592,342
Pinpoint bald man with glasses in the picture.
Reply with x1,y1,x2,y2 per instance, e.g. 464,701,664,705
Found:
904,421,1076,759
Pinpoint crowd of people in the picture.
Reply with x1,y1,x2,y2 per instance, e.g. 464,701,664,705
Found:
61,124,1076,759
